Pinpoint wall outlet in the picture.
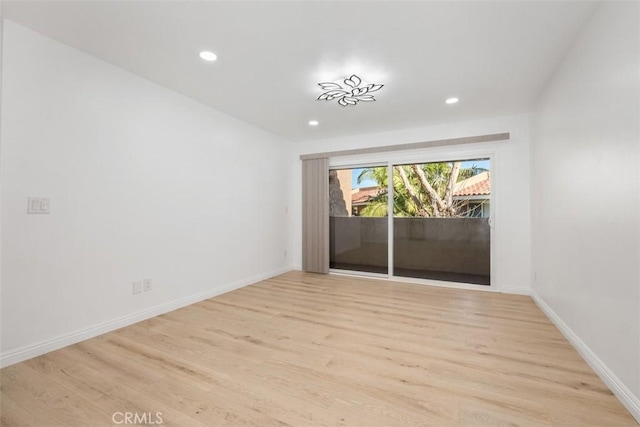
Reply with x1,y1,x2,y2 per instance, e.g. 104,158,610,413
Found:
284,250,287,258
143,278,152,292
27,197,50,214
132,280,143,295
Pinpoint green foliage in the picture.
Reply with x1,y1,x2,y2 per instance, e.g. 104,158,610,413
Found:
357,168,389,217
357,162,485,217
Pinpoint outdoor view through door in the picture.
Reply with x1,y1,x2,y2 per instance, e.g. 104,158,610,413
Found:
329,159,491,285
329,168,388,274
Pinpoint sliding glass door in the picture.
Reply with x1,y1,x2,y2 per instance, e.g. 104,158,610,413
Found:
329,158,491,286
392,160,491,285
329,167,388,274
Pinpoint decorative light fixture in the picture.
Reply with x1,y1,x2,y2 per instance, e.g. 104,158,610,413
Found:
199,51,218,62
445,97,459,104
317,74,383,107
308,120,319,126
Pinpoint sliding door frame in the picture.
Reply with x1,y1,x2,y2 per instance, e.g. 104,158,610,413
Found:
329,161,390,279
329,147,499,292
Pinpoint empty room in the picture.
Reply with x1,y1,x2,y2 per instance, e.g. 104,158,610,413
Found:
0,1,639,426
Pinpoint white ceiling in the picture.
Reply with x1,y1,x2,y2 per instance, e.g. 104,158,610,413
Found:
3,1,598,142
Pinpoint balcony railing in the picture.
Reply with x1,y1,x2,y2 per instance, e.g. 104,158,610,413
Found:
329,216,490,284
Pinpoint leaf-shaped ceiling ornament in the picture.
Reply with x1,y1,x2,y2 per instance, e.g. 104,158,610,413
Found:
317,74,384,107
319,82,343,90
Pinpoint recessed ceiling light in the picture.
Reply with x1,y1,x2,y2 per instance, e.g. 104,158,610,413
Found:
308,120,319,126
445,97,459,104
199,51,218,62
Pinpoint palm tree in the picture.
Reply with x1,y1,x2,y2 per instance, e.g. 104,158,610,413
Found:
357,162,485,217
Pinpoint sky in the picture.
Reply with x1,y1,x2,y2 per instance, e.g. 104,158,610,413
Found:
350,159,490,189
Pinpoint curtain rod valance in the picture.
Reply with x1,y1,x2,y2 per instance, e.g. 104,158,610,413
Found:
299,132,510,160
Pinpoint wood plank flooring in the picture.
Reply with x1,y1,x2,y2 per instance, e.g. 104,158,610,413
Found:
1,271,636,426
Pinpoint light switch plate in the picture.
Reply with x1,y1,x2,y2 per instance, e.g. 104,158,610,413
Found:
133,281,143,295
28,197,50,214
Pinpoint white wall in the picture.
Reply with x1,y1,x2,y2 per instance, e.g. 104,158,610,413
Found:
531,1,640,419
0,21,292,365
0,3,5,359
292,114,532,294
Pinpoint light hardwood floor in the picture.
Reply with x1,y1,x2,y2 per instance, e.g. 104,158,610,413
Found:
1,271,637,426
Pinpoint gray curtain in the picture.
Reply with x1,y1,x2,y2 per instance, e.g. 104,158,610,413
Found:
302,158,329,273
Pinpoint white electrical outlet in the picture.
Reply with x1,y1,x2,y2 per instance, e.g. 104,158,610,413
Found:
132,280,143,295
27,197,50,214
143,278,152,292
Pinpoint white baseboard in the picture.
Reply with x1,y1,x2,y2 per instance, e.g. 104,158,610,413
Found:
500,285,531,295
532,290,640,424
0,266,292,368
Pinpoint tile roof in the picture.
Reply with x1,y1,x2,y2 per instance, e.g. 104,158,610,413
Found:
352,186,383,204
453,171,491,196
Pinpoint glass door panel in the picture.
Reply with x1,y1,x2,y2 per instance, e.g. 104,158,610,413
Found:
391,159,491,285
329,167,388,274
